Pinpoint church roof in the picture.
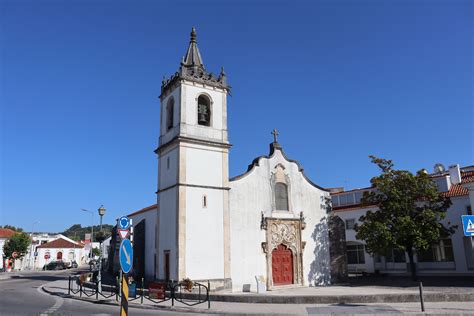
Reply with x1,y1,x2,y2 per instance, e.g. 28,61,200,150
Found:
161,28,229,97
230,138,329,192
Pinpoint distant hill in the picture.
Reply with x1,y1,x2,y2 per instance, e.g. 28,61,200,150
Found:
60,224,113,241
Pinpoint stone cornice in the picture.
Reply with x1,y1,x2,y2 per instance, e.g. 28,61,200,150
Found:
155,135,232,155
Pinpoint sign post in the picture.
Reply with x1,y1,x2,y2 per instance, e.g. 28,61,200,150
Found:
118,216,133,316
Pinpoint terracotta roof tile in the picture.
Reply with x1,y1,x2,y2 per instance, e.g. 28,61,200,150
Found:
128,204,158,217
461,170,474,184
36,238,83,249
0,228,15,239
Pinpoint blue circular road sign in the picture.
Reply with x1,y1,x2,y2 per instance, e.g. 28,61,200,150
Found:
119,216,130,230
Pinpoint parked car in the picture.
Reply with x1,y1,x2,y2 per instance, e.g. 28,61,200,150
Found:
70,260,78,269
43,261,67,271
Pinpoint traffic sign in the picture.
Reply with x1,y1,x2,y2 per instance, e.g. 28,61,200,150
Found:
118,229,130,240
119,216,130,230
12,252,18,258
462,215,474,236
119,239,133,273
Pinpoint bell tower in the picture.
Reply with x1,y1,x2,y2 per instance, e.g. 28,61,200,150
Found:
155,28,231,286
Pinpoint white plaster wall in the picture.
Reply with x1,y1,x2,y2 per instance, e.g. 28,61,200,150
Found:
160,87,181,144
336,194,473,275
180,83,227,143
157,189,178,279
184,145,223,187
229,148,331,291
185,187,225,279
130,207,158,280
37,247,84,269
159,147,179,189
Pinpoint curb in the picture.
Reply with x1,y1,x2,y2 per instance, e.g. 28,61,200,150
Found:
41,285,289,316
81,281,474,304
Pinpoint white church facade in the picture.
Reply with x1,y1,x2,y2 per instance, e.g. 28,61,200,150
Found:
154,28,331,291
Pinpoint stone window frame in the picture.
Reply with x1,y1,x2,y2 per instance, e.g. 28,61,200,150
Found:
166,97,174,131
196,93,213,127
270,164,293,214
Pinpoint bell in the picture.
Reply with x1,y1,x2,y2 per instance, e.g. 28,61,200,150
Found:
198,113,208,125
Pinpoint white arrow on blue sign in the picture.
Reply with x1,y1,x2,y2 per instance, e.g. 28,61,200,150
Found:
119,216,130,230
119,239,133,273
461,215,474,237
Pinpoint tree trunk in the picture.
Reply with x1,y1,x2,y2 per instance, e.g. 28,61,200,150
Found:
406,247,417,281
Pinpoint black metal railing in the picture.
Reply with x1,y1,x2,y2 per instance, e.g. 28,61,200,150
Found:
67,275,210,309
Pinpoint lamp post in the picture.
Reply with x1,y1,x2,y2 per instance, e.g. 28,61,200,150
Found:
29,221,40,270
80,209,94,259
97,205,106,293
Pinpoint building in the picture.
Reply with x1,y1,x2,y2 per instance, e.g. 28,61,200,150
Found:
154,28,331,292
129,204,158,281
331,164,474,276
35,236,86,269
0,228,15,270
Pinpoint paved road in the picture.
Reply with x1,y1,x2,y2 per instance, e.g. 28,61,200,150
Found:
0,269,207,315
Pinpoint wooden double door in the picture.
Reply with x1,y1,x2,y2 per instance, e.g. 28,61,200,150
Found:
272,244,294,285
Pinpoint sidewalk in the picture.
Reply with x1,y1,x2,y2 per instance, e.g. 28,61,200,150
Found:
42,279,474,315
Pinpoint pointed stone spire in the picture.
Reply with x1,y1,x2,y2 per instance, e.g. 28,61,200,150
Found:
183,27,204,70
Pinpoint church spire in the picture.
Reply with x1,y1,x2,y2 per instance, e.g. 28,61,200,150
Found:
183,27,204,70
160,28,230,97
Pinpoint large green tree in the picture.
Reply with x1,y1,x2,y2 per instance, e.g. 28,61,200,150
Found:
3,232,31,260
355,156,455,280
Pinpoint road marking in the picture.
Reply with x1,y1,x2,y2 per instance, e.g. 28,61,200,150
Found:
37,282,64,315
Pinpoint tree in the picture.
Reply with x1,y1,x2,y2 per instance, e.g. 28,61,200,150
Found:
3,232,31,260
92,247,100,258
355,156,455,280
2,225,24,232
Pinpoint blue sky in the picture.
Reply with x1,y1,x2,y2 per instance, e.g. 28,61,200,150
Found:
1,0,472,232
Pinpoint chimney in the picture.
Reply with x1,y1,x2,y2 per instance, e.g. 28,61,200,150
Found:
449,164,462,185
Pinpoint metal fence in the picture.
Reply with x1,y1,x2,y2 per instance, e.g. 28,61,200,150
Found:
67,275,210,309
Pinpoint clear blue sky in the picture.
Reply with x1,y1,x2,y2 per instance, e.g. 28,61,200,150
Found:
1,0,472,232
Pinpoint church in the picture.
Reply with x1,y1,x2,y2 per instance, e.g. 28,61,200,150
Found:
154,28,331,291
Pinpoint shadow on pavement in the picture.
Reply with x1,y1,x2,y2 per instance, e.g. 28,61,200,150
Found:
344,275,474,288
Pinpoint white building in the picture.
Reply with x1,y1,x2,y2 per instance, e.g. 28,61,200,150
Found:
35,236,86,269
128,205,158,280
331,164,474,276
154,28,331,292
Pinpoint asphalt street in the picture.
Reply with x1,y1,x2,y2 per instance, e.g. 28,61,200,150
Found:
0,269,208,316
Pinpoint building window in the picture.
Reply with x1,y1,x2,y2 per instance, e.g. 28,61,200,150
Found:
166,98,174,131
417,238,454,262
386,248,406,263
468,206,472,215
197,95,211,126
347,243,365,264
202,195,207,208
345,219,356,230
167,157,170,170
275,182,289,211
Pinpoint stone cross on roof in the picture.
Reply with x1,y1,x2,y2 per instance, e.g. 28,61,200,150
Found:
271,129,279,143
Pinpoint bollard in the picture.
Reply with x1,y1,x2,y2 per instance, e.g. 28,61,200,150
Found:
68,276,71,296
207,280,210,309
80,283,83,297
141,277,144,304
96,281,99,300
419,281,425,312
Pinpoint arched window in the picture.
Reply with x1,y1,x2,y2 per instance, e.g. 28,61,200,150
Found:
166,98,174,131
275,182,289,211
197,95,211,126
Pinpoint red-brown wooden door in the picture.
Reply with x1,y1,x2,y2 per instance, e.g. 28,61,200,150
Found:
272,244,293,285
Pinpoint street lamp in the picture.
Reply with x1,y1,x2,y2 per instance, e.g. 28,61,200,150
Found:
80,209,94,258
97,205,106,293
29,221,40,270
